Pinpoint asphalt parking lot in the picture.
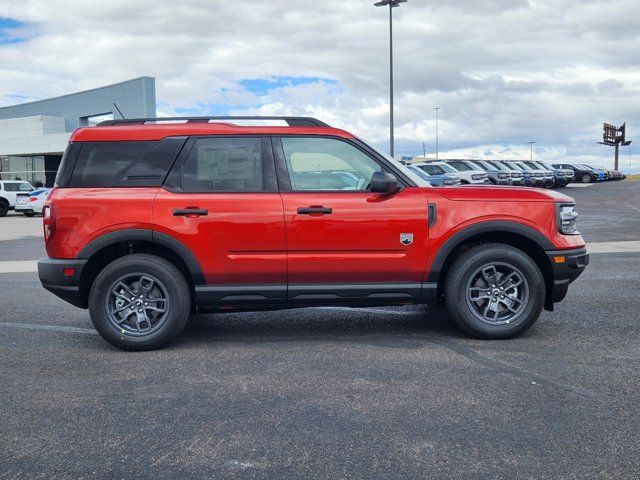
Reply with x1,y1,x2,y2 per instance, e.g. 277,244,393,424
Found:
1,181,639,479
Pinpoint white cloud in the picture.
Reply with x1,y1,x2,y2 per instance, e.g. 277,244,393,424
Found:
0,0,639,170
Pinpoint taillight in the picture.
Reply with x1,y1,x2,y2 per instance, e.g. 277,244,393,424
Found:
43,204,55,242
29,197,38,203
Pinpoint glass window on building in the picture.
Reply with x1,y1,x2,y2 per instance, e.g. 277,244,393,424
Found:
0,156,50,187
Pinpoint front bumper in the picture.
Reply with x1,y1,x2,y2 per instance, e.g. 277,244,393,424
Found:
38,258,88,308
545,247,589,309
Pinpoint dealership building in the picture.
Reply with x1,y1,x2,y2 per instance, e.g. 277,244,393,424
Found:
0,77,156,187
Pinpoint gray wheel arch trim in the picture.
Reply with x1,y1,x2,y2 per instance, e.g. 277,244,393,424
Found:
427,221,554,283
77,228,206,285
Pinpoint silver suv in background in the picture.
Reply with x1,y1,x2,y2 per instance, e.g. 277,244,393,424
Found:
467,160,511,185
521,161,555,187
443,160,490,184
483,160,525,185
502,161,546,187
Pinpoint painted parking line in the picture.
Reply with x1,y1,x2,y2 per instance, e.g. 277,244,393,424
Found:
0,322,98,335
565,183,595,188
1,240,639,275
587,241,640,254
0,261,38,273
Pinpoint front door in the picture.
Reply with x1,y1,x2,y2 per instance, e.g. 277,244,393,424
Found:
274,136,429,303
153,135,287,306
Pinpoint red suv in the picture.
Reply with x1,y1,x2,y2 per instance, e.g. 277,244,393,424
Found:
38,116,588,350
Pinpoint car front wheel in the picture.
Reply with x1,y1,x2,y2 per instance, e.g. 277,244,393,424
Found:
89,254,191,351
580,173,592,183
444,243,544,339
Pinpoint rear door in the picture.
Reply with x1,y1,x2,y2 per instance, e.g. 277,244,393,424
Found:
274,136,429,303
154,136,287,306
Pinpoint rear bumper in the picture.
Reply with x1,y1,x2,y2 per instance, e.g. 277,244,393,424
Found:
545,247,589,308
38,258,88,308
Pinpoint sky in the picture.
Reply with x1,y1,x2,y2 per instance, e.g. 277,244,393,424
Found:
0,0,639,171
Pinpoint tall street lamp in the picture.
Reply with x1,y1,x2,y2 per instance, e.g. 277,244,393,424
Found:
374,0,407,158
434,107,440,160
527,141,536,161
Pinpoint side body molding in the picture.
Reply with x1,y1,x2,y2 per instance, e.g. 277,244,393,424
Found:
427,220,554,283
77,228,206,285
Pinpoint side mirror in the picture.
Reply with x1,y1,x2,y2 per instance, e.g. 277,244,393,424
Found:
370,171,400,194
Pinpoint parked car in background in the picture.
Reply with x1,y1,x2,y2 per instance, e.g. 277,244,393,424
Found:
14,188,51,216
584,165,608,181
596,167,624,181
0,180,35,217
467,160,510,185
408,163,461,186
443,160,490,184
553,163,600,183
499,161,541,187
522,161,555,188
535,162,574,186
483,161,525,186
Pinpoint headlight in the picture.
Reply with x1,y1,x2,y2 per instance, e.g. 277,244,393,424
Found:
498,173,508,179
557,204,579,235
443,178,457,185
471,174,484,180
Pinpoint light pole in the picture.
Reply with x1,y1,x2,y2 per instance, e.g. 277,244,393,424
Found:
434,107,440,160
374,0,407,158
527,141,536,161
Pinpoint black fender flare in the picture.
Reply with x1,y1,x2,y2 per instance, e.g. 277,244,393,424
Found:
427,220,554,283
78,228,205,285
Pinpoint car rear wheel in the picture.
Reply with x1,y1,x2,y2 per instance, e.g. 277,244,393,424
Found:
0,200,8,217
444,243,544,339
580,173,592,183
89,254,191,351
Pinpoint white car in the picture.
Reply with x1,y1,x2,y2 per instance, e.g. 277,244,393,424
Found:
0,180,35,217
14,188,51,217
441,160,490,184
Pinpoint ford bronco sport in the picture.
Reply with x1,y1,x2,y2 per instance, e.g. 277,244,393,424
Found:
38,116,588,350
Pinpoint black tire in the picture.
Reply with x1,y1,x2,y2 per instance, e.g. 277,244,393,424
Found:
444,243,544,339
580,173,591,183
89,254,191,351
0,200,8,217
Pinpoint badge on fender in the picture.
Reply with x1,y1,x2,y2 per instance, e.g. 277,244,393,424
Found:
400,233,413,245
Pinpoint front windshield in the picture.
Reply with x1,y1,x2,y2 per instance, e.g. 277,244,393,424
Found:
489,161,510,171
435,162,458,174
504,162,523,171
365,142,430,187
516,162,534,171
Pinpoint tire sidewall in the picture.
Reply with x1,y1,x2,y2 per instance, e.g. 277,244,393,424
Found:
89,254,190,351
445,246,544,338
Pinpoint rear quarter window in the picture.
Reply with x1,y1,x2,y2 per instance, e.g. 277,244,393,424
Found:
68,138,185,188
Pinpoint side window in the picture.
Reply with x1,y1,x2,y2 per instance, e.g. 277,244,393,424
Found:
182,137,263,192
69,141,156,187
280,137,381,191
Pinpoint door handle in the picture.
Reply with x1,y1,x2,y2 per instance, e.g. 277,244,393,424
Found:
297,206,332,215
173,208,208,216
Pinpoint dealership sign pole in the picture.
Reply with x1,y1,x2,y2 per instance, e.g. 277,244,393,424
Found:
599,122,632,171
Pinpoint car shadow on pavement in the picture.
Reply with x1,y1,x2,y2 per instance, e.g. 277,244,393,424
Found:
177,305,466,347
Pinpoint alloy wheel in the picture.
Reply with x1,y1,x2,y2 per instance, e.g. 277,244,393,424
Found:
105,273,170,336
465,262,529,325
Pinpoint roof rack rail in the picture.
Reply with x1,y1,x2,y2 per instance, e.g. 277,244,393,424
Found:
95,116,330,127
